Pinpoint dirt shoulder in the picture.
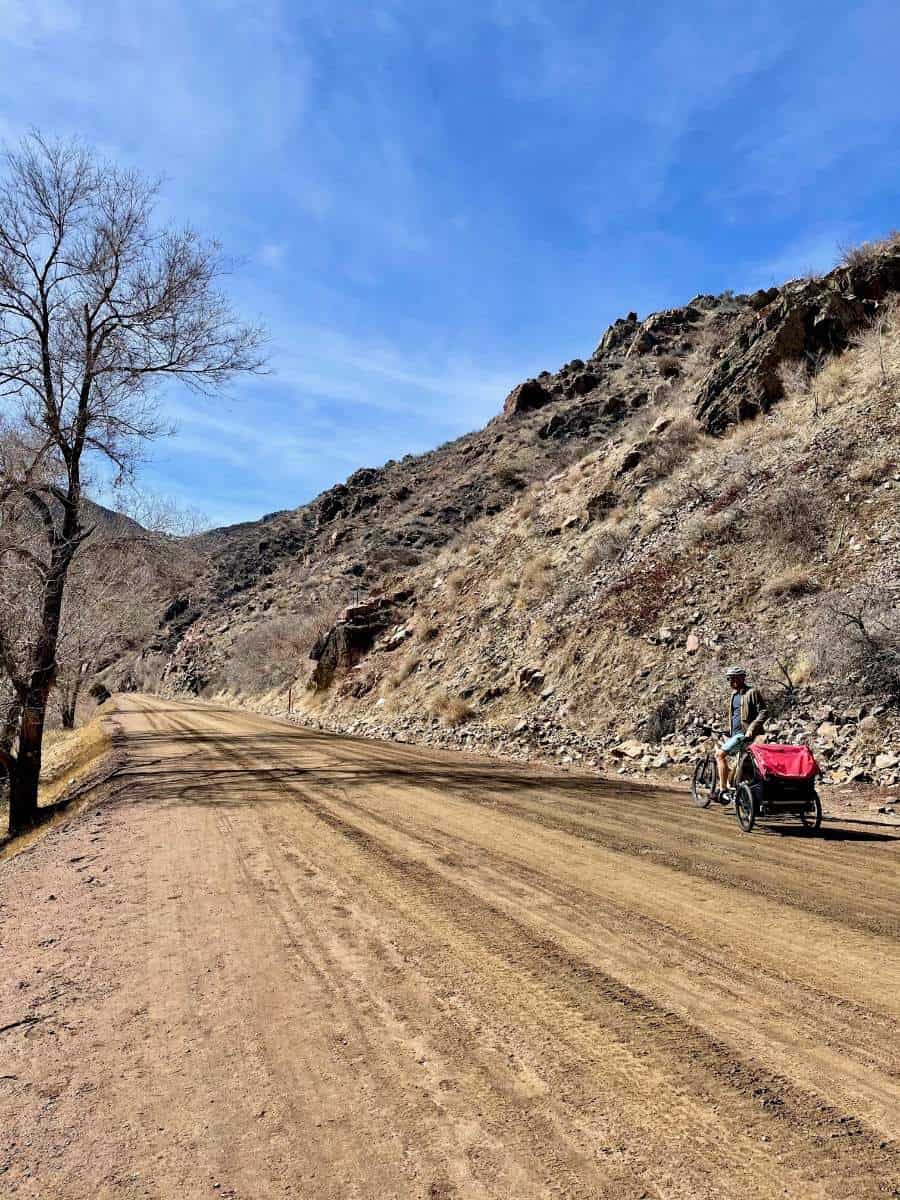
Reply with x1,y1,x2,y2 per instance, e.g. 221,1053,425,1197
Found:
0,709,122,862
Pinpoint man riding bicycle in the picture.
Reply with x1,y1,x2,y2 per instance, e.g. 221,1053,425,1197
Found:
714,665,768,801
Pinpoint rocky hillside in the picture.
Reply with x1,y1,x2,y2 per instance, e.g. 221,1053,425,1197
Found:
145,235,900,795
146,288,758,691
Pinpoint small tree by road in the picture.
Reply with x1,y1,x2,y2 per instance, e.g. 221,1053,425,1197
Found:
0,133,265,834
53,522,201,729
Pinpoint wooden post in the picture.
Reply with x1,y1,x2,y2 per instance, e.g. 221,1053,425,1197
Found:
287,687,292,714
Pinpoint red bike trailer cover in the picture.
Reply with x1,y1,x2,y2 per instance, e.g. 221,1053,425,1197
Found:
749,743,819,781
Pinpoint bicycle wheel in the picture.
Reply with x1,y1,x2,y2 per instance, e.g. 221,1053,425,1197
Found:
691,756,716,808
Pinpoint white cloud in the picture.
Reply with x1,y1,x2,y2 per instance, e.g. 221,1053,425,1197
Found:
0,0,77,45
259,241,288,268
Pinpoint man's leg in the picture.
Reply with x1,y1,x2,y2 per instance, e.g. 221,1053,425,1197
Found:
715,748,729,792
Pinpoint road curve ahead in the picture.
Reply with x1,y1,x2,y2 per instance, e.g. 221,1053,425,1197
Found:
2,694,899,1199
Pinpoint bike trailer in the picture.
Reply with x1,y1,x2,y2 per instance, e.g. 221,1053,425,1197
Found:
748,743,819,782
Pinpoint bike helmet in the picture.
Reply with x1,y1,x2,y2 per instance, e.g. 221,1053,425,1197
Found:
725,664,747,678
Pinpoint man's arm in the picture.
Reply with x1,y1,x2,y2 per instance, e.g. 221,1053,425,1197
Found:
746,688,768,738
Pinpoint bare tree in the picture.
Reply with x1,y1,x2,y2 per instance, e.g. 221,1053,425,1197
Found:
53,523,202,728
0,133,265,834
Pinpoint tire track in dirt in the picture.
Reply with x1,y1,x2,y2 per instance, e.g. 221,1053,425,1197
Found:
305,779,900,1135
166,707,651,1199
174,702,900,1200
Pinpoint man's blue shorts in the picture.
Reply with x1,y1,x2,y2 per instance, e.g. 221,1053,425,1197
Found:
720,733,746,755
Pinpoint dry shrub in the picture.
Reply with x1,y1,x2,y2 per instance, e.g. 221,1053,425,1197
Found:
744,482,827,556
386,652,420,689
427,691,474,726
417,620,440,642
657,355,681,379
446,567,466,597
602,557,680,634
761,566,821,597
584,526,625,571
815,594,900,702
838,230,900,268
519,554,553,599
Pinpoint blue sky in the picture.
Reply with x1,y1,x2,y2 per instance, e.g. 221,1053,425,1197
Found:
2,1,899,526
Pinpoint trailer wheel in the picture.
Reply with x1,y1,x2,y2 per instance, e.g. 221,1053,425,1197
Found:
736,783,756,833
800,790,822,833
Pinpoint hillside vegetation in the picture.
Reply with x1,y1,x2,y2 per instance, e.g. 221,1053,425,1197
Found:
141,236,900,792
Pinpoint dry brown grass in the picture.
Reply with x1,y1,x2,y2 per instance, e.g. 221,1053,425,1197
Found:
517,553,553,603
426,691,475,727
849,449,897,484
385,652,420,689
838,230,900,268
657,355,680,379
761,566,821,597
446,567,467,598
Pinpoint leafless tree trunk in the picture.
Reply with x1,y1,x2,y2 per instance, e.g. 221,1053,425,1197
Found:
0,134,265,834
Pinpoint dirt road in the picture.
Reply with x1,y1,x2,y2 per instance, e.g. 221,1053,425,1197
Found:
2,695,898,1199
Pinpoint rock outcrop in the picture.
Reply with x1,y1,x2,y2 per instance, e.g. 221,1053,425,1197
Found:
696,245,900,431
309,593,412,691
501,378,551,417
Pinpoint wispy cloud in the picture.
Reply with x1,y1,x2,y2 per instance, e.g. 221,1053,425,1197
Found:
0,0,78,45
3,0,900,524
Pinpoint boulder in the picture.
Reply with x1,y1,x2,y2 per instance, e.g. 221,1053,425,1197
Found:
502,378,551,418
517,666,545,693
571,371,600,395
309,593,410,690
594,313,639,357
614,738,645,759
616,447,643,477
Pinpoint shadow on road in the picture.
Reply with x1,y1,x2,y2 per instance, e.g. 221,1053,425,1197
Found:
107,722,900,847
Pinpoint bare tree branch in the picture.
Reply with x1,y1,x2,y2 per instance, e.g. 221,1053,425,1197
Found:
0,132,267,832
